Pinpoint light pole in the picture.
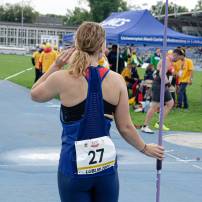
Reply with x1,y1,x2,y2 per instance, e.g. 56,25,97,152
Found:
174,5,179,17
20,0,32,47
21,0,24,28
19,0,24,47
21,0,32,27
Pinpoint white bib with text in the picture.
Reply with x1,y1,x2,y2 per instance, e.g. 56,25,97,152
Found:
75,136,116,175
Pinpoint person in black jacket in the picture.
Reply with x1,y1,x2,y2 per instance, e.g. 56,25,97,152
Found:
32,46,43,82
107,44,125,74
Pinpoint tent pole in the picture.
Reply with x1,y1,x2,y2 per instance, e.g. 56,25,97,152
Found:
116,44,120,73
156,0,169,202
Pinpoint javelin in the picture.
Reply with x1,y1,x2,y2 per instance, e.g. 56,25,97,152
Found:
156,0,169,202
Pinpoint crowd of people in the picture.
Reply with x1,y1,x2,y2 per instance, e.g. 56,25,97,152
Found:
32,42,60,82
117,46,194,133
31,43,194,134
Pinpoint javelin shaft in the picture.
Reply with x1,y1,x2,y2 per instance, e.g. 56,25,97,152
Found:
156,0,169,202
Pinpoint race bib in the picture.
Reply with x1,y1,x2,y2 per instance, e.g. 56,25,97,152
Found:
75,136,116,175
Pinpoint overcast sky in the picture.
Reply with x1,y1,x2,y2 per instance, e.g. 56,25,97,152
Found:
0,0,199,15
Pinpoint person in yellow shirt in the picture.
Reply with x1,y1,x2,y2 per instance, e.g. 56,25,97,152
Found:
131,49,142,67
173,48,194,109
121,62,133,87
121,58,140,87
98,54,110,68
39,43,57,73
53,45,60,57
32,46,43,82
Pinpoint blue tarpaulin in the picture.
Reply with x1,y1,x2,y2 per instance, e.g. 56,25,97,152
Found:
63,10,202,47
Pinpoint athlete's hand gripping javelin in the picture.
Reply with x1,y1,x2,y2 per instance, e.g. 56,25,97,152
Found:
141,143,164,160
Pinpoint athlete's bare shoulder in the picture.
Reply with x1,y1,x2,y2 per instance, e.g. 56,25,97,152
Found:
107,70,127,88
46,69,77,91
51,69,74,81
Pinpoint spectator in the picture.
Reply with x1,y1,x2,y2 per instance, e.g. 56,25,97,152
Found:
32,45,43,82
150,48,161,70
144,64,154,81
122,46,131,62
98,54,110,69
166,50,177,105
131,49,142,67
53,45,60,56
39,43,57,74
121,62,136,90
142,64,154,104
131,64,140,80
107,44,125,73
173,48,194,109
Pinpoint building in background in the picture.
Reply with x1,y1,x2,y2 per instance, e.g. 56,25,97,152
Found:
0,17,77,50
158,11,202,36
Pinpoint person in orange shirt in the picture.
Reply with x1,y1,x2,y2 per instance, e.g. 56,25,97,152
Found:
173,48,194,109
39,43,57,73
32,45,43,82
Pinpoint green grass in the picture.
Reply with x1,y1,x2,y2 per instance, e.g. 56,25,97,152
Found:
0,54,202,132
0,54,35,88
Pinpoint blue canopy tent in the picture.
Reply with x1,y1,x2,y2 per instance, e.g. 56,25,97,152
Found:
63,10,202,47
63,10,202,71
102,9,202,46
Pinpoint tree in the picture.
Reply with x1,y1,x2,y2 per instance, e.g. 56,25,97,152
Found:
0,3,39,23
0,6,5,21
87,0,128,22
151,1,189,16
64,7,92,26
64,0,128,25
195,0,202,10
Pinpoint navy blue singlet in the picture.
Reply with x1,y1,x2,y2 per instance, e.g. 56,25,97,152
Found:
58,66,119,202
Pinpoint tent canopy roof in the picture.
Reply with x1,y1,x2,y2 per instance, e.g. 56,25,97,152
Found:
63,10,202,47
102,10,202,46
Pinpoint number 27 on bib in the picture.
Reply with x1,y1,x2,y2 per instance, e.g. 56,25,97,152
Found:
75,136,116,175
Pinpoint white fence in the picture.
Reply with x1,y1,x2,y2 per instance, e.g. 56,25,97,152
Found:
0,46,27,55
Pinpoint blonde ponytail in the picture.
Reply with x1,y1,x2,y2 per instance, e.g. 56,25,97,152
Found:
68,50,90,77
67,21,105,77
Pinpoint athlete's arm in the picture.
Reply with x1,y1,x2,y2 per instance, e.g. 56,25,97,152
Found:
31,70,60,102
31,48,75,102
114,75,164,160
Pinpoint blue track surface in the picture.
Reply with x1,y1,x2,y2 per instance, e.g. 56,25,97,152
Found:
0,80,202,202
